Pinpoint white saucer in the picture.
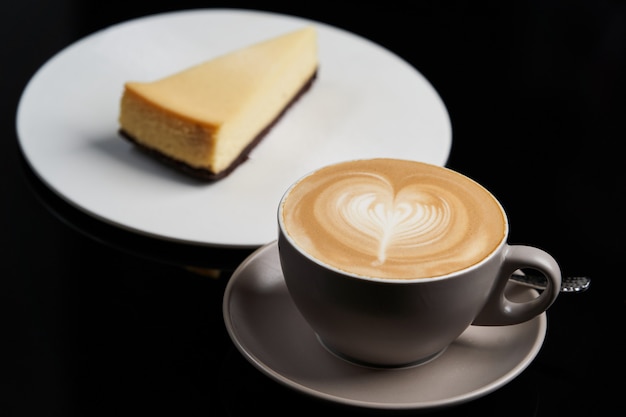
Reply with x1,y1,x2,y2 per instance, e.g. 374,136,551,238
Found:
16,8,451,248
223,242,547,410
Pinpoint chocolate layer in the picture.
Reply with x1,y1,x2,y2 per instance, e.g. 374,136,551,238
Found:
119,69,318,181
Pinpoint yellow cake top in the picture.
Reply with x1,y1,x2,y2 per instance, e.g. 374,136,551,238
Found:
123,26,318,128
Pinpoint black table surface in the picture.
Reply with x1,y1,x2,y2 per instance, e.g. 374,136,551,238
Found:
4,1,624,416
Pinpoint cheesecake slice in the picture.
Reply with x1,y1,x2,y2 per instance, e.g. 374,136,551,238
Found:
119,26,318,180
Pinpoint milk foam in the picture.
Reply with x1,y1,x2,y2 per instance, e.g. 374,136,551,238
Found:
282,159,506,279
333,181,451,265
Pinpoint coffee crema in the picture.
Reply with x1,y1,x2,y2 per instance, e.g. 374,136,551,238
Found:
280,159,506,279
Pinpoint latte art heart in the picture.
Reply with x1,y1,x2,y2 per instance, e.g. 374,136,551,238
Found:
335,189,451,266
282,159,506,279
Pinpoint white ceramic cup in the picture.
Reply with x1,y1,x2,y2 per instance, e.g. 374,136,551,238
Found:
277,159,561,368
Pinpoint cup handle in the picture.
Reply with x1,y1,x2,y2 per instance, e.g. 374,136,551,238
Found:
472,244,561,326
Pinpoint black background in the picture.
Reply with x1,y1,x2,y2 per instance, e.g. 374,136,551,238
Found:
3,1,624,416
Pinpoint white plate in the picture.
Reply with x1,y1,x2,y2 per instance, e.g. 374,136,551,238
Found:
16,8,452,248
223,242,547,410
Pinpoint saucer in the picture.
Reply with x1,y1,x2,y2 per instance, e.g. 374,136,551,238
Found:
222,242,547,410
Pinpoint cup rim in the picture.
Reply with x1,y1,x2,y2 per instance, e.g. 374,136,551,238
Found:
277,158,509,283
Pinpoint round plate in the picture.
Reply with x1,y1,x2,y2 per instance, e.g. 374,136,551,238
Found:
223,242,547,410
16,8,452,248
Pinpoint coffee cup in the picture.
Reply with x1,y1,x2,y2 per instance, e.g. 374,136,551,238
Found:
277,158,561,368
